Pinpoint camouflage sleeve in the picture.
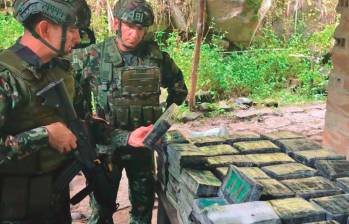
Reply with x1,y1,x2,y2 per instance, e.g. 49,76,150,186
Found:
72,44,131,148
0,71,49,164
72,44,103,119
110,130,130,148
160,51,188,106
86,117,129,148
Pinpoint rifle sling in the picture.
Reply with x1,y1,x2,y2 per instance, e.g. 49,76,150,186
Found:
53,160,81,192
70,184,92,205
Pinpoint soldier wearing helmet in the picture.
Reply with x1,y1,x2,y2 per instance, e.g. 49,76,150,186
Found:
0,0,152,223
72,0,188,223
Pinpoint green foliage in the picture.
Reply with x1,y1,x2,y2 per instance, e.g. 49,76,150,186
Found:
157,23,335,104
0,7,335,105
90,11,110,43
0,12,23,49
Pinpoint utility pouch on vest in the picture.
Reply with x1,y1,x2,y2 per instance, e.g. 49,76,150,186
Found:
0,176,29,219
27,175,53,216
0,154,38,175
120,67,160,96
0,174,53,220
153,106,163,121
115,106,129,129
143,106,154,125
110,66,162,129
130,105,142,130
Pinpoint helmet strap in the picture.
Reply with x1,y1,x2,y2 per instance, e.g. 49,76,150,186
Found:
59,25,68,55
28,24,68,57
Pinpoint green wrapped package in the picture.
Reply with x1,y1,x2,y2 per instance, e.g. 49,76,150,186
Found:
262,162,318,180
213,167,270,181
143,103,179,149
177,184,196,224
314,160,349,180
206,153,295,168
261,131,304,141
167,174,180,198
161,130,188,145
281,176,343,199
233,140,281,154
225,132,261,144
167,144,207,176
178,184,197,208
277,138,326,154
269,197,326,223
213,167,229,180
156,145,168,187
206,154,253,167
198,144,239,156
165,182,178,209
256,178,295,199
311,194,349,223
336,177,349,193
188,136,230,146
292,149,345,167
180,169,221,197
220,165,264,203
247,153,295,167
238,167,271,180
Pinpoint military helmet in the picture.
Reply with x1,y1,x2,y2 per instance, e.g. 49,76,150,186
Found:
113,0,154,27
13,0,91,29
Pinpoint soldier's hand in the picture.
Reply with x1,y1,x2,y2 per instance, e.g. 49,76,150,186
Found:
45,122,77,153
128,125,153,148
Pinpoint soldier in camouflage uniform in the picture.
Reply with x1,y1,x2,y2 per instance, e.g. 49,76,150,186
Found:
0,0,152,223
72,0,188,223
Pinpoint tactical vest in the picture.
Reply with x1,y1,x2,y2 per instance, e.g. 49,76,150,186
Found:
98,38,162,131
0,50,75,221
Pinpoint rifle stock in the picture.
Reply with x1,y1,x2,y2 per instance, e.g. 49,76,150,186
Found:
37,79,116,223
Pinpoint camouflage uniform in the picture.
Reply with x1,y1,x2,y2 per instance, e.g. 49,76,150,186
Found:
72,35,187,224
0,0,130,223
0,42,133,224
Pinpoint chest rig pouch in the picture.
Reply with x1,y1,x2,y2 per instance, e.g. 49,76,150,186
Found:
108,66,162,130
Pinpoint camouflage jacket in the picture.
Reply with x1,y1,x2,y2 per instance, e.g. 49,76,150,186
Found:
0,43,129,165
71,36,188,118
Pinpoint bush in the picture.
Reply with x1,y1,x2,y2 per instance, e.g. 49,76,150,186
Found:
0,12,23,49
157,24,334,104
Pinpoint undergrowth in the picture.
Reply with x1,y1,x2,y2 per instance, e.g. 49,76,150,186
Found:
156,24,335,105
0,11,335,105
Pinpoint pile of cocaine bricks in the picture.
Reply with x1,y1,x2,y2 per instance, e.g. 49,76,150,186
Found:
156,130,349,224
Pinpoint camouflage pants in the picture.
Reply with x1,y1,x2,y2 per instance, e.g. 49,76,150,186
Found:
89,146,155,224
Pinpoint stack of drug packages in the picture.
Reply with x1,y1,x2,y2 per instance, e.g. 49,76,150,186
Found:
155,130,349,224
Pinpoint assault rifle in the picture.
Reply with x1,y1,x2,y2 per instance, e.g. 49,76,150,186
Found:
37,79,116,224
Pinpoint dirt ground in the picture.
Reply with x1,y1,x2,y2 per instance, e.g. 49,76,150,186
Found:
71,103,326,224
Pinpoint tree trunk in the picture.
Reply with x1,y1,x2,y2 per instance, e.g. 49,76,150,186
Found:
188,0,206,111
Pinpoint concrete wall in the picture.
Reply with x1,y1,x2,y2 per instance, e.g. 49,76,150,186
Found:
323,0,349,157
